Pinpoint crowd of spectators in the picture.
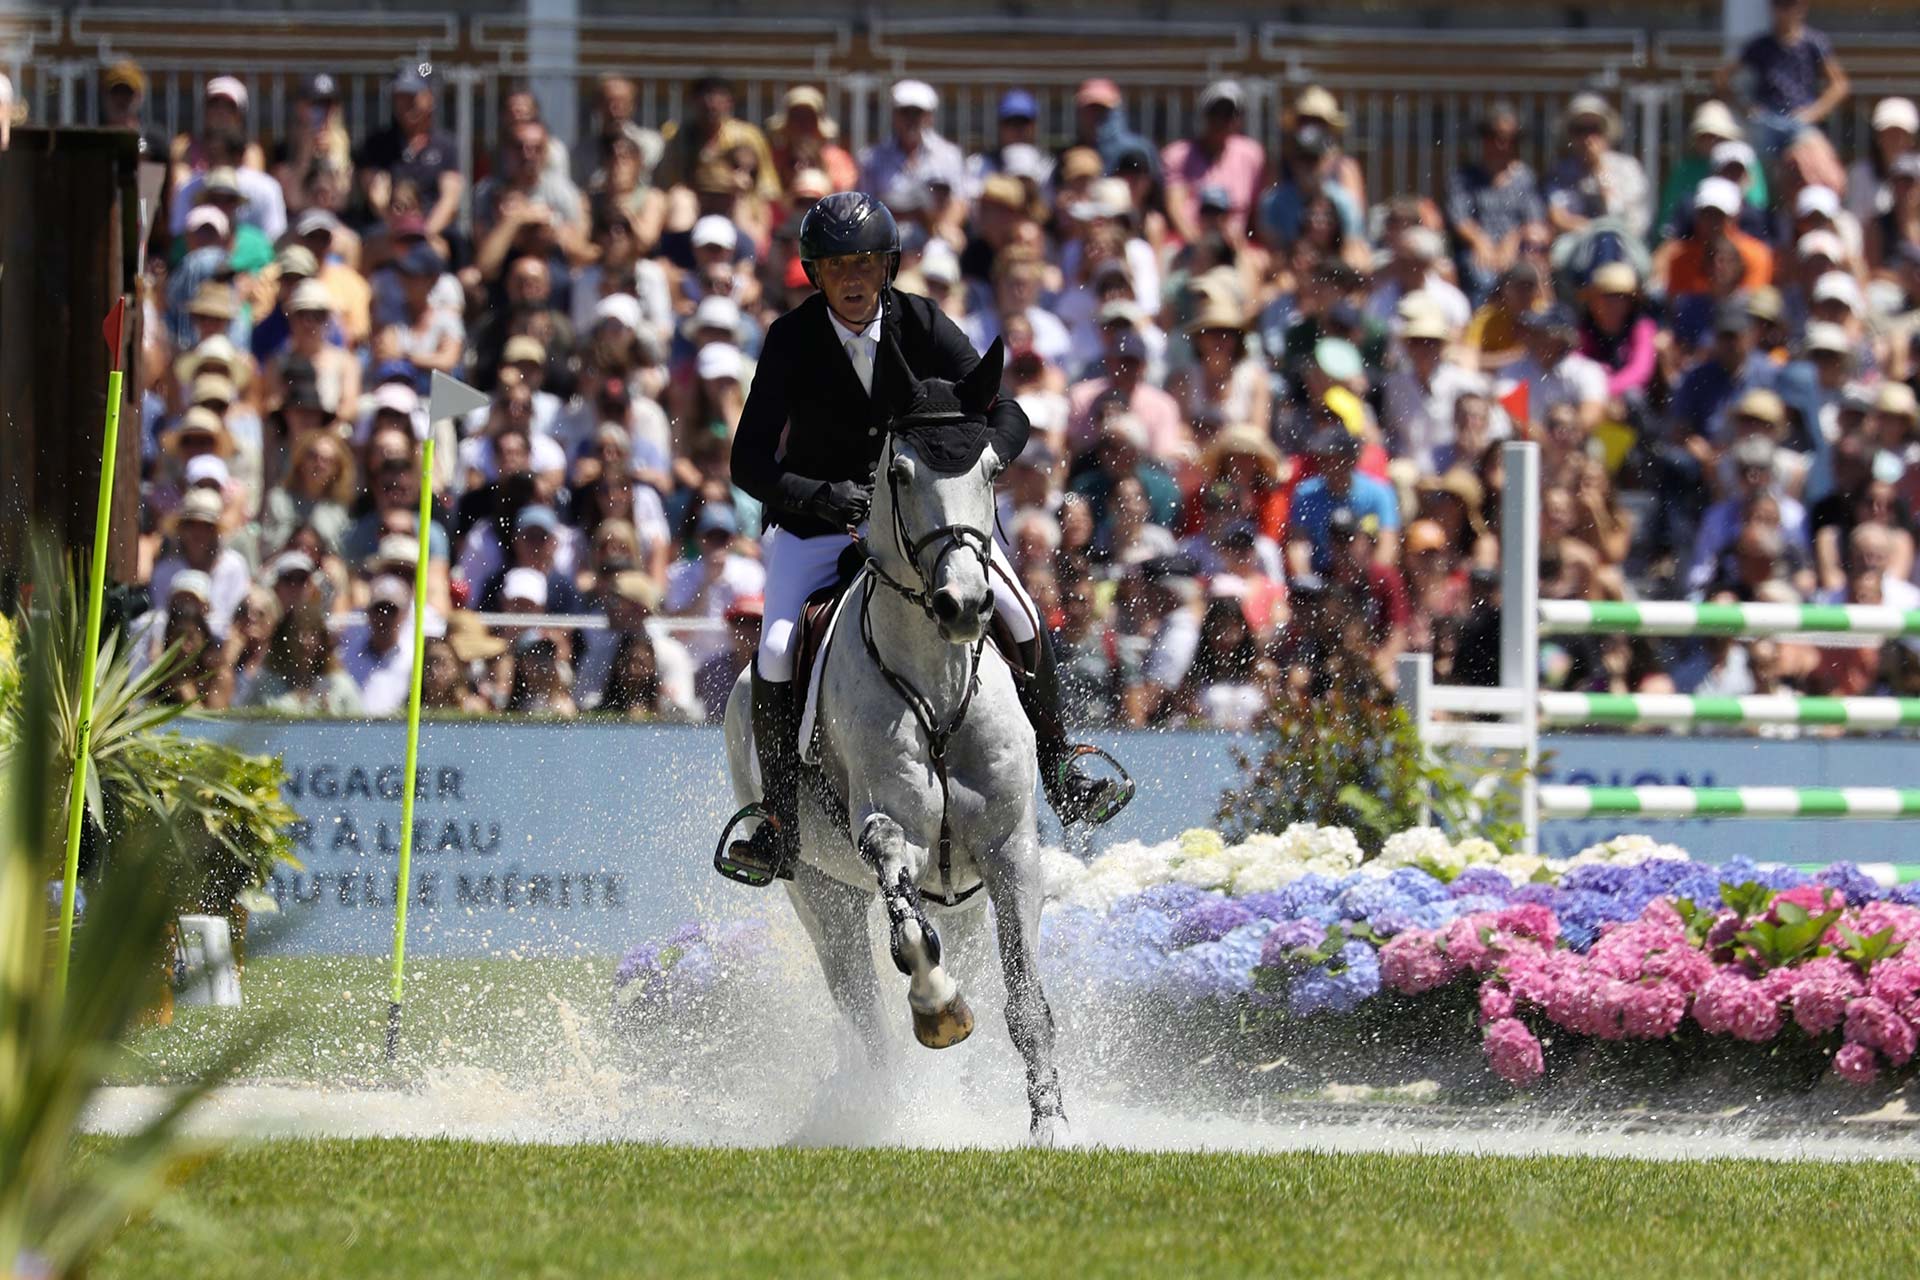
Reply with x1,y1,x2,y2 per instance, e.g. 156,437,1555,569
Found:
72,1,1920,728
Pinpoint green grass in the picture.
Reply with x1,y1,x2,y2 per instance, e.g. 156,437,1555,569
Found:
116,956,611,1084
84,1139,1920,1279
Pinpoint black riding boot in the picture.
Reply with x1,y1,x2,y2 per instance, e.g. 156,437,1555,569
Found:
723,670,800,884
1015,630,1132,828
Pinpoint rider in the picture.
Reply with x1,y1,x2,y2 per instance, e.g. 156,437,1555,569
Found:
723,190,1130,883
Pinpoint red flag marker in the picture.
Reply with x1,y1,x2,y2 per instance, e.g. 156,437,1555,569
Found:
1498,380,1530,438
102,296,127,372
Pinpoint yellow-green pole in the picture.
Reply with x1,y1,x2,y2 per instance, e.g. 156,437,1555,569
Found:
385,433,435,1061
56,298,130,998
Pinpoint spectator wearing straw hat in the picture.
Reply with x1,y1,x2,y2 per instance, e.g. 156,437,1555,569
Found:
1577,261,1658,407
1160,80,1265,243
655,74,780,204
99,59,168,163
1658,100,1770,237
269,278,360,419
1167,292,1268,441
1383,302,1495,474
766,85,856,193
152,488,252,640
1545,92,1650,244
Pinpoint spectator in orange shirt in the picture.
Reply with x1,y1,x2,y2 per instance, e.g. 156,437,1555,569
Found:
1658,177,1774,297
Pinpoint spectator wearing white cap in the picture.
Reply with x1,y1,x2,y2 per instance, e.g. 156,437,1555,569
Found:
1790,183,1864,273
339,575,417,716
1656,177,1774,298
170,75,265,192
1850,97,1920,223
1160,79,1266,243
1865,155,1920,280
150,488,253,641
1545,92,1650,244
674,213,761,316
858,80,967,220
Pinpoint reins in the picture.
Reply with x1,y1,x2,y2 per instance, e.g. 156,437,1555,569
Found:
855,437,993,905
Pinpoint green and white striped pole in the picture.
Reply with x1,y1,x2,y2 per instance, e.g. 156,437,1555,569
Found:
385,372,487,1064
54,298,131,998
1540,692,1920,729
1540,785,1920,820
1539,600,1920,637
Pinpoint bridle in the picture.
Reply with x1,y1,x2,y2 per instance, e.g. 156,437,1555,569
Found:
856,432,997,906
863,432,996,624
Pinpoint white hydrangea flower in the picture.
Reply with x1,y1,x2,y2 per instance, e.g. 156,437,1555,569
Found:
1422,843,1468,881
1177,828,1227,860
1170,853,1233,889
1229,858,1308,895
1453,837,1502,866
1038,847,1087,903
1380,827,1452,868
1495,853,1547,884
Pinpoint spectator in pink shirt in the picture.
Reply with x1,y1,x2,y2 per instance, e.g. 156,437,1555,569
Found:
1161,80,1266,244
1066,329,1189,458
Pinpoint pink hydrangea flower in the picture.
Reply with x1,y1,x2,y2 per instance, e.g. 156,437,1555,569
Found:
1692,969,1782,1043
1775,884,1844,915
1790,956,1865,1036
1620,981,1688,1039
1638,898,1686,931
1843,996,1917,1068
1380,929,1456,995
1442,916,1495,975
1844,901,1920,949
1483,1017,1545,1085
1495,903,1558,946
1867,960,1920,1020
1833,1041,1880,1084
1479,981,1516,1025
1501,951,1567,1010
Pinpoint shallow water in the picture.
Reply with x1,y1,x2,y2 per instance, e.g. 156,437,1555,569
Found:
94,896,1920,1163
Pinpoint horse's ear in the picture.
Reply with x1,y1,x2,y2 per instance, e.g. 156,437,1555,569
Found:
957,339,1004,415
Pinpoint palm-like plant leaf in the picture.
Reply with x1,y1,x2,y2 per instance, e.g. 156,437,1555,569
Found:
0,550,278,1276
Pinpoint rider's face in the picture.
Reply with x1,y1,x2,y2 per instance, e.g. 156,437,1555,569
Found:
817,252,887,326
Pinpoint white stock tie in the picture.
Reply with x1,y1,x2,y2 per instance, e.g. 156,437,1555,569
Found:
845,336,874,396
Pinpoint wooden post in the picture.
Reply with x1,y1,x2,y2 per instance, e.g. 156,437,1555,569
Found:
0,126,143,591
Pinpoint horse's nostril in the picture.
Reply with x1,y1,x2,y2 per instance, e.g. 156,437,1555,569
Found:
976,594,995,619
932,591,962,623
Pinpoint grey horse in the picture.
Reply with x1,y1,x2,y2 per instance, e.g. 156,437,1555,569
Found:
721,361,1066,1145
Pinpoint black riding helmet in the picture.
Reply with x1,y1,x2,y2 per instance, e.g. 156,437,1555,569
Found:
798,191,900,288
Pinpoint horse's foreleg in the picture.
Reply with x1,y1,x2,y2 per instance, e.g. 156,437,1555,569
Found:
980,830,1068,1147
857,812,973,1050
785,862,888,1071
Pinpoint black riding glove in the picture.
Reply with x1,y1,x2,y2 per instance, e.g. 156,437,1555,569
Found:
807,480,872,528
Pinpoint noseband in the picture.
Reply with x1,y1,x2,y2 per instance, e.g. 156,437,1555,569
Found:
865,437,994,622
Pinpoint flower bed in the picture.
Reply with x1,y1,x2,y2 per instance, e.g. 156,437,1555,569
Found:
615,828,1920,1095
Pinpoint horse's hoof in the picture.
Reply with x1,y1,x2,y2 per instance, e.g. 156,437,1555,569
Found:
1030,1112,1072,1149
911,992,975,1049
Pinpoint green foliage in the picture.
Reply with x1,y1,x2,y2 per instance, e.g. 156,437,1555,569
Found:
1,569,275,1277
0,561,297,914
1219,689,1530,855
1732,898,1845,972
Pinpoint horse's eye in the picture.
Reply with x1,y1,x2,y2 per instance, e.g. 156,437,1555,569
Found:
891,457,911,483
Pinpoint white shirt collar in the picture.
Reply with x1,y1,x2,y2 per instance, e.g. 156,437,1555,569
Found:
827,306,882,348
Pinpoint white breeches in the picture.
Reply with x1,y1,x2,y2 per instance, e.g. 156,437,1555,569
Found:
755,526,1038,682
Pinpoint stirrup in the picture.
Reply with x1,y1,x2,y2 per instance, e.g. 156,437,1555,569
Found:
1055,744,1136,828
713,804,794,887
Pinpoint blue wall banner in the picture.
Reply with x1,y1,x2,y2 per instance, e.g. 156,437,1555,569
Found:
181,719,1920,957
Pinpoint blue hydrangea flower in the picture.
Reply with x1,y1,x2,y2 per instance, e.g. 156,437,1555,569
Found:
1561,863,1635,896
1385,866,1451,905
1171,897,1257,947
1121,883,1212,915
1287,940,1382,1016
1448,866,1516,899
1814,862,1887,904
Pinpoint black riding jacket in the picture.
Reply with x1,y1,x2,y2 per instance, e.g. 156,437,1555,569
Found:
730,288,1030,539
